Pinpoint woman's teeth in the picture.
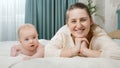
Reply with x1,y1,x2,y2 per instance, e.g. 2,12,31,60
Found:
76,29,84,33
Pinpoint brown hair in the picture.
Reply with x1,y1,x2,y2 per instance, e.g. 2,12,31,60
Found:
66,2,92,22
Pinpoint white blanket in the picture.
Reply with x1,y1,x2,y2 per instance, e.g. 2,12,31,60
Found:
12,57,120,68
0,39,120,68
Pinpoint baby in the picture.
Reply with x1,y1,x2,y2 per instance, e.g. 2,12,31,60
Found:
10,24,44,60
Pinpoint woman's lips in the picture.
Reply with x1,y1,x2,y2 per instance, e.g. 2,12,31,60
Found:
75,29,85,33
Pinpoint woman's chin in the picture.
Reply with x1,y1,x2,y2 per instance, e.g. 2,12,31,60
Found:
72,34,86,38
75,35,85,38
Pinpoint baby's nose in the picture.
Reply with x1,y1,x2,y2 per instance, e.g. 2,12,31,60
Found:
29,39,33,43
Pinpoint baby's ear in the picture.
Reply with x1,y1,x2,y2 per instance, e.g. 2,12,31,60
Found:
18,39,22,43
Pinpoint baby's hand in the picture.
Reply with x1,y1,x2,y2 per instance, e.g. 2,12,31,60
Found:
10,45,20,57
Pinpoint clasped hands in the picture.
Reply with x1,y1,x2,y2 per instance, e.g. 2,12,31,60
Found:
73,37,89,57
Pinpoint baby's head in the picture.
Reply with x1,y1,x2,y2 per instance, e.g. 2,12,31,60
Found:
18,24,39,51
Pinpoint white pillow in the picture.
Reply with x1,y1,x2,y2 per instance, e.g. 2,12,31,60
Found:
39,39,50,46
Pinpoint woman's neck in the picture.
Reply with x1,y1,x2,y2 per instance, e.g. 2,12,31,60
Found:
86,31,93,43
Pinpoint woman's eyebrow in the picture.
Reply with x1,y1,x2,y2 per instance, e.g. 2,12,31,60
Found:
81,16,88,18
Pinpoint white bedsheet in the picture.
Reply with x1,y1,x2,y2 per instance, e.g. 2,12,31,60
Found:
0,39,120,68
12,57,120,68
113,39,120,46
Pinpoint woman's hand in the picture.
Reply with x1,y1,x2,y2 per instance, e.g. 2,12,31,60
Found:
60,38,85,57
60,38,90,57
74,38,89,56
79,41,89,56
79,40,101,57
74,38,82,55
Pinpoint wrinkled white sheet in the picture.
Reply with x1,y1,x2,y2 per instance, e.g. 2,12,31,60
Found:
0,39,120,68
0,55,23,68
12,57,120,68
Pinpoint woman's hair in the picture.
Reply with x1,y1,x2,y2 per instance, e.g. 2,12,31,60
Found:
66,2,92,21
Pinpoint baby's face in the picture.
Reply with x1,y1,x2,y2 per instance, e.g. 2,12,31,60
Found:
19,28,39,51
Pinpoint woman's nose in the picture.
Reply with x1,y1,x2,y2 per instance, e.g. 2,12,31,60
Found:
76,22,82,28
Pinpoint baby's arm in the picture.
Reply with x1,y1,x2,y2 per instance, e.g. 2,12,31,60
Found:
10,45,20,57
32,45,44,58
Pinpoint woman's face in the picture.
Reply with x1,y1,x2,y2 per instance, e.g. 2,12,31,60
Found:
67,8,92,38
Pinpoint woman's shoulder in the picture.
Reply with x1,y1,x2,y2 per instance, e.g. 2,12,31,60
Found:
91,24,107,36
56,25,70,34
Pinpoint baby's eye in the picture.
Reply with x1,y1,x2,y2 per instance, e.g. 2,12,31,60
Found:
25,38,29,41
33,36,36,39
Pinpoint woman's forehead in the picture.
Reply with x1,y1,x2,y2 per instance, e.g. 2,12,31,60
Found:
68,9,89,19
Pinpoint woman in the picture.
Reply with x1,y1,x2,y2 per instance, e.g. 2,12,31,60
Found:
45,2,120,59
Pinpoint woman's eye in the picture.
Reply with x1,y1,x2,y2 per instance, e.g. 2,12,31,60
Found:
80,18,87,22
71,20,76,23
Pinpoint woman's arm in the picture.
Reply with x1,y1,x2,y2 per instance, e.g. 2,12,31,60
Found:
94,35,120,59
45,25,79,57
60,38,90,57
80,41,101,57
60,38,87,57
60,45,80,57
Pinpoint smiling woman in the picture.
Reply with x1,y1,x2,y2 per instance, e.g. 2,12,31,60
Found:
45,2,120,60
0,0,26,41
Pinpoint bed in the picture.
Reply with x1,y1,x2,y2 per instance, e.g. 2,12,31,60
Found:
0,39,120,68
